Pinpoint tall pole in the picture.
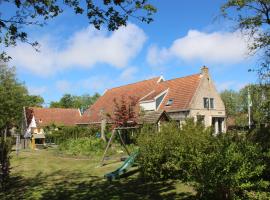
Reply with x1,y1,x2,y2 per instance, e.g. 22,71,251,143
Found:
248,87,252,129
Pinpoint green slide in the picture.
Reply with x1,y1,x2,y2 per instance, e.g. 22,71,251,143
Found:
104,151,139,181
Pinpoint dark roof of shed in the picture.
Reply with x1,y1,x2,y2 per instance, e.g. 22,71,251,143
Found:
138,110,170,124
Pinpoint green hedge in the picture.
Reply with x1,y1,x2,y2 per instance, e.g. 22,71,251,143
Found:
137,119,270,200
45,125,99,144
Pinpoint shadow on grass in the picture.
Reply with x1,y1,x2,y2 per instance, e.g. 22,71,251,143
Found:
1,170,195,200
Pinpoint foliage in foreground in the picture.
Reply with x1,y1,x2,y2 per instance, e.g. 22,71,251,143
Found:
137,120,270,200
1,0,156,62
0,137,12,191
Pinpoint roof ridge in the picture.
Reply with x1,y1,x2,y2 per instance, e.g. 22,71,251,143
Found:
160,73,200,84
108,76,161,91
29,107,80,111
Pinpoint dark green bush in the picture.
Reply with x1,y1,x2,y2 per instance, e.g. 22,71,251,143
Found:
187,134,268,200
137,120,269,200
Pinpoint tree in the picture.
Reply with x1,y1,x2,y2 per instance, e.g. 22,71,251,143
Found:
222,0,270,84
25,95,44,107
0,0,156,61
0,64,28,133
239,84,270,125
49,93,100,111
0,63,43,134
220,89,240,117
111,95,138,128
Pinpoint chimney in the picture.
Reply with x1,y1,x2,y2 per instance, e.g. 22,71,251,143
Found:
201,66,208,74
201,66,209,78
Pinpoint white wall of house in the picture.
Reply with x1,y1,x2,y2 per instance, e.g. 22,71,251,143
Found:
140,101,156,111
25,116,37,138
188,69,226,132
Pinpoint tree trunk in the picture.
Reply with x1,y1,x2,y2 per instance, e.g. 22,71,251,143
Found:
4,127,7,141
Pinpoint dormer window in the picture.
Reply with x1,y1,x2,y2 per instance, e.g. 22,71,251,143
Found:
166,99,173,106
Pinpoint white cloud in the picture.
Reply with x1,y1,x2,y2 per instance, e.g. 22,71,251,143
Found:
119,67,138,81
56,80,72,93
28,86,47,95
54,67,139,95
217,81,248,91
147,30,251,66
78,76,113,91
8,23,146,76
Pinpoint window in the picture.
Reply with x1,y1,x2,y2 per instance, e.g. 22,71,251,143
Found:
156,93,166,109
210,98,214,109
166,99,173,106
203,97,209,109
203,98,214,109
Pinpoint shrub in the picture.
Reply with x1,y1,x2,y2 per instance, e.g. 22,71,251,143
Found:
58,137,106,156
137,119,211,180
0,137,12,191
137,120,269,199
186,134,268,200
45,125,99,144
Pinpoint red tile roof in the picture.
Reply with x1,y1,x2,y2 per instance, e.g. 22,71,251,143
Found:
78,77,161,124
25,107,81,127
157,74,201,111
79,73,202,124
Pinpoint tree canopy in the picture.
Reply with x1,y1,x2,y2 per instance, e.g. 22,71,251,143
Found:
0,0,156,61
0,63,44,132
50,93,100,112
220,84,270,127
222,0,270,84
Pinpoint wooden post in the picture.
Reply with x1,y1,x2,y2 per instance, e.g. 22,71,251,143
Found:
117,129,130,156
16,134,20,156
101,119,107,142
100,129,116,166
32,137,35,149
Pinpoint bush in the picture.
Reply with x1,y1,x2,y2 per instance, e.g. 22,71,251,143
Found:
45,125,99,144
137,120,269,200
58,137,106,156
0,137,12,191
137,120,211,180
187,134,268,200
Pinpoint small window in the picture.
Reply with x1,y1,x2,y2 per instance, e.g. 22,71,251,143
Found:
166,99,173,106
203,97,209,109
210,98,214,109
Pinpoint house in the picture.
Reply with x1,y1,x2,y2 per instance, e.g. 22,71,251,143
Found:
23,107,81,149
78,66,226,133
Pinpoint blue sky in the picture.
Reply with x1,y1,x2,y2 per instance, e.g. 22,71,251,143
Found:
5,0,258,105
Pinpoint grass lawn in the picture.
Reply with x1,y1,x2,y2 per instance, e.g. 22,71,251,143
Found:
1,148,195,200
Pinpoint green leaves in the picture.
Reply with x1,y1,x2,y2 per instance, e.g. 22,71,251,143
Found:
0,64,44,131
222,0,270,84
49,93,100,112
137,120,270,199
0,0,156,61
